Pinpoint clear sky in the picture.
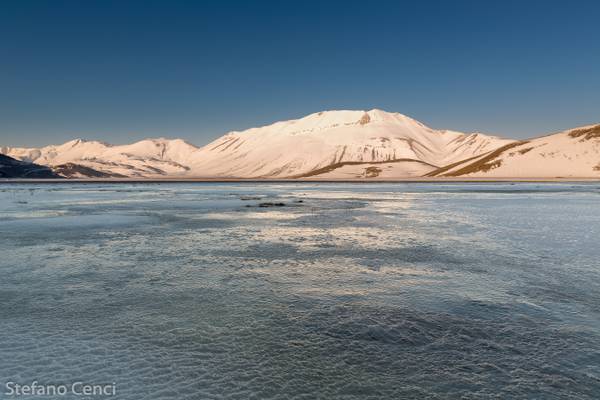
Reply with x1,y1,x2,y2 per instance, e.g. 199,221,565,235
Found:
1,0,599,147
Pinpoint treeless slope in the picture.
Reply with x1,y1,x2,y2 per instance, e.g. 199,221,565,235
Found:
429,124,600,178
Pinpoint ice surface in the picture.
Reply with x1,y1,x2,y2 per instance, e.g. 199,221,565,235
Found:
0,182,599,399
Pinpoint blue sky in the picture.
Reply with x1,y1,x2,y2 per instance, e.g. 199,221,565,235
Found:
1,0,599,147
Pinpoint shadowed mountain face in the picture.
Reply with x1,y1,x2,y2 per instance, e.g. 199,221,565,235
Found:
0,154,59,178
51,163,127,178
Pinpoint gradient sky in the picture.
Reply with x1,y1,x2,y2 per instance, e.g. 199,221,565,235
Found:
1,0,599,147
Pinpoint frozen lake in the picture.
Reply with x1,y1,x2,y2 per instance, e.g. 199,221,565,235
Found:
0,182,599,399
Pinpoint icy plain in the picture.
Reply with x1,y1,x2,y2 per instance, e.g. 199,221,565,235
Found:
0,182,599,399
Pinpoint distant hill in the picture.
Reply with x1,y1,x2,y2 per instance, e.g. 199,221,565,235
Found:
427,124,600,178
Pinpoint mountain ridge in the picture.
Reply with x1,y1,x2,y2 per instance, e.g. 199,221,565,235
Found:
1,110,598,179
427,124,600,178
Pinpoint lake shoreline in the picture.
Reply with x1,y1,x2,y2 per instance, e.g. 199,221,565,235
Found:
2,177,600,184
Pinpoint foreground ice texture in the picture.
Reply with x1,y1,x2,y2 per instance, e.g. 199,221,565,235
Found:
0,183,599,399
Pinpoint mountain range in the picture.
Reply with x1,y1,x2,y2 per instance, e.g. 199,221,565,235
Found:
1,109,599,179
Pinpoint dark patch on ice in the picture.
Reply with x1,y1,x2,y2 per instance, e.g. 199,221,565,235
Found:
244,201,288,208
258,202,286,207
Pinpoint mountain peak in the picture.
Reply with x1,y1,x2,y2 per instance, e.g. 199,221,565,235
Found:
311,109,427,128
59,138,112,148
64,138,85,146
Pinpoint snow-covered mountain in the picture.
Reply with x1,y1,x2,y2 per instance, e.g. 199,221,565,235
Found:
427,124,600,178
2,109,598,179
1,138,201,178
187,109,514,178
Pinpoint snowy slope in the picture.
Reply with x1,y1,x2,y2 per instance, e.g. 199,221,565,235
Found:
1,138,201,177
186,109,513,178
427,124,600,178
